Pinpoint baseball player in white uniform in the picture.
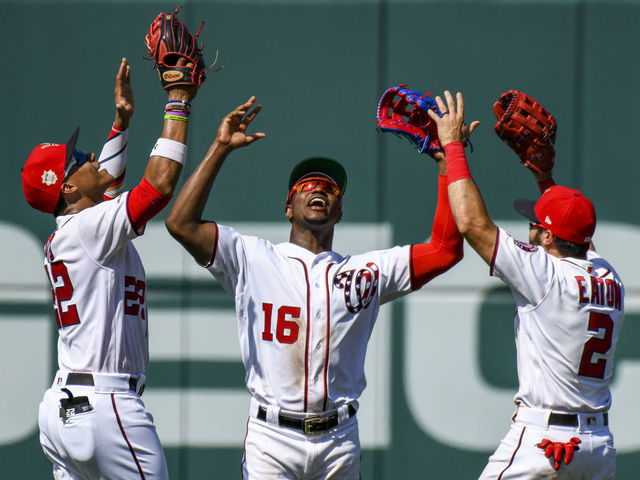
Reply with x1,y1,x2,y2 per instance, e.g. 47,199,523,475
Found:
427,91,623,479
163,97,471,478
21,58,198,479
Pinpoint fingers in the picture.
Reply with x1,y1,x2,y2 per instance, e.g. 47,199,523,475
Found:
230,97,260,124
427,108,440,122
116,58,131,85
443,91,456,116
468,120,481,135
246,132,267,144
244,105,262,125
434,95,447,116
456,91,464,117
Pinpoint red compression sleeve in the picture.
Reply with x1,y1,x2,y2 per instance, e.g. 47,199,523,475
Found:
444,142,470,184
410,175,464,290
126,178,171,234
537,177,556,193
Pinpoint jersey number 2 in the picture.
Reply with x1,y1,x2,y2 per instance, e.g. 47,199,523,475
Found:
262,303,300,344
578,312,613,379
47,261,80,328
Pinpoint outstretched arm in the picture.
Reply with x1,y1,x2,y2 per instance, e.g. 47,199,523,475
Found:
428,91,497,266
99,58,134,200
124,57,199,234
165,97,266,265
408,128,477,289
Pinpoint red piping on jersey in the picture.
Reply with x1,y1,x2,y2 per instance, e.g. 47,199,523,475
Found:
110,394,146,479
241,417,250,479
322,263,334,410
497,426,526,480
204,222,220,268
490,228,501,276
291,257,311,411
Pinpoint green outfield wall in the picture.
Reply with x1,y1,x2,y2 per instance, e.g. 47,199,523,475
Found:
2,1,639,478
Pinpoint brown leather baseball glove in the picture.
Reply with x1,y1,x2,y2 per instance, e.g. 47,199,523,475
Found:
493,90,557,174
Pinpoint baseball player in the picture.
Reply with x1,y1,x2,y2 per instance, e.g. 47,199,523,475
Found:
427,91,623,479
21,56,197,479
164,97,473,479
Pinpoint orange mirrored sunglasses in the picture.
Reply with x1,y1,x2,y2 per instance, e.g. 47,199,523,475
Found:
287,177,341,203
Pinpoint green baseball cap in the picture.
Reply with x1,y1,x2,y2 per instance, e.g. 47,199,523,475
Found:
288,156,347,195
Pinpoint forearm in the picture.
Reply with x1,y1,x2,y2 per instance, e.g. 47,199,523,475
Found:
410,174,463,289
144,99,191,196
445,142,497,265
532,170,555,193
166,141,230,237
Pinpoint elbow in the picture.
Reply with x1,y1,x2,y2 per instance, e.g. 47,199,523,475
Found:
442,241,464,271
455,218,474,239
165,213,185,241
452,239,464,266
152,174,178,197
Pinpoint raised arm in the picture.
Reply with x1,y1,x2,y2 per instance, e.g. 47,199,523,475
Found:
165,97,266,265
123,57,199,234
99,58,135,200
408,129,480,289
427,91,497,265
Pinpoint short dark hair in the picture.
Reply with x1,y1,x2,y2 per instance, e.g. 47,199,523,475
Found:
553,235,590,259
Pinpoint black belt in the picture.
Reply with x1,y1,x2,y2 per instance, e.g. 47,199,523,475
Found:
65,372,145,396
548,412,608,427
257,404,357,435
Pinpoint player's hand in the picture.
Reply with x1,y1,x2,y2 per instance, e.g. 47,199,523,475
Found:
114,58,135,130
165,57,198,103
216,96,266,151
427,91,479,148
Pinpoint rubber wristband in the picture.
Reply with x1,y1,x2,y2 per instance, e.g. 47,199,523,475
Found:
150,138,187,166
444,142,471,184
164,114,190,122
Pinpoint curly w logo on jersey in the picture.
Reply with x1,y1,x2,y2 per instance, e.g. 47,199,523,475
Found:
334,262,380,313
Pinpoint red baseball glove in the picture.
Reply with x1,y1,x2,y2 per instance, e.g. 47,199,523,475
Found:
493,90,557,174
144,7,209,89
376,85,444,155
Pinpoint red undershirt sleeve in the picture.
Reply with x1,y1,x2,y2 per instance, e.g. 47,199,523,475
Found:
409,174,464,290
126,178,171,234
537,176,556,194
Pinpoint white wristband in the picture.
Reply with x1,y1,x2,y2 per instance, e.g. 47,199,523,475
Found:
150,138,187,166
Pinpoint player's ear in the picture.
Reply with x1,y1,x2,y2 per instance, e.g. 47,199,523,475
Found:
61,181,78,195
285,203,293,222
540,229,555,248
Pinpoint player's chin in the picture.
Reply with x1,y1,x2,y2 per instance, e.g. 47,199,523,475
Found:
303,214,331,226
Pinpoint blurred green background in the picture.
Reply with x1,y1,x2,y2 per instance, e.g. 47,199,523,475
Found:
1,0,639,478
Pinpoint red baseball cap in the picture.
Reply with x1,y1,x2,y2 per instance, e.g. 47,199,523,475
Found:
21,128,79,214
513,185,596,245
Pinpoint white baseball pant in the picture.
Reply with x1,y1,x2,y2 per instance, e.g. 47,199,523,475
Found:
38,371,168,480
479,406,616,479
242,408,360,479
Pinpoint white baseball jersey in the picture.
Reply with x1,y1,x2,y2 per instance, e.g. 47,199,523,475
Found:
491,227,624,412
44,192,148,374
207,223,413,413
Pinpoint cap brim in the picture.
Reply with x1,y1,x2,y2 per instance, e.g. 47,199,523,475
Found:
513,198,538,223
65,127,80,167
289,156,347,194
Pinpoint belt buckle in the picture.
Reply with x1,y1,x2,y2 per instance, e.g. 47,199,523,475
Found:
303,416,324,435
